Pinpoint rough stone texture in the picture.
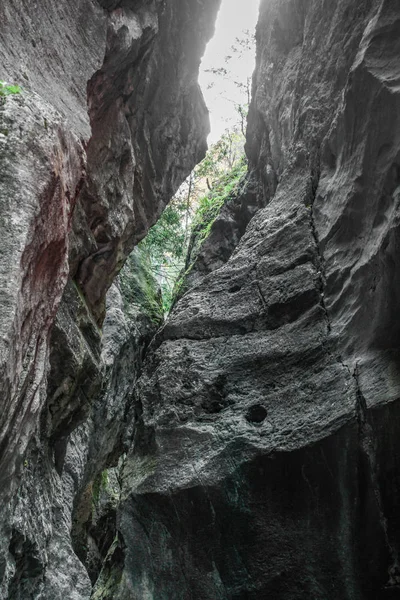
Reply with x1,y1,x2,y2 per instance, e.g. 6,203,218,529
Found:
0,0,106,137
0,6,107,576
181,171,266,294
2,0,400,598
0,91,86,549
75,0,219,321
119,0,400,598
1,265,162,599
0,0,219,597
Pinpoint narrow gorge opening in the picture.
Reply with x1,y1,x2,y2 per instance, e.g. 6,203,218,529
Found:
3,0,400,597
118,0,260,317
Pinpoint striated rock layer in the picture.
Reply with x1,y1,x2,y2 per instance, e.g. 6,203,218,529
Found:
0,0,219,597
122,0,400,598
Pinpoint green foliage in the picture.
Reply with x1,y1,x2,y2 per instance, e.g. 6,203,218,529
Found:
123,130,247,316
92,470,116,508
140,199,187,266
193,156,247,242
0,80,21,97
170,263,194,305
196,130,244,180
118,247,163,325
138,197,189,314
92,474,103,506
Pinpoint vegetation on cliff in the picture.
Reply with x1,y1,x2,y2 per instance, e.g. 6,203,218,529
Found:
0,80,21,97
117,29,254,314
131,128,247,313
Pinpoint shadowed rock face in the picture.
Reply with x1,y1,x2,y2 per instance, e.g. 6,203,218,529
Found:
180,170,270,295
75,0,218,321
120,0,400,597
0,93,86,533
0,0,219,597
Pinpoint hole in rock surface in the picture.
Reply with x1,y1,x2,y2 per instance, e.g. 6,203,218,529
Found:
245,404,268,424
119,0,260,317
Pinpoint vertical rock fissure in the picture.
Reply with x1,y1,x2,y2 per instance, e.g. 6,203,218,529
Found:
307,159,331,334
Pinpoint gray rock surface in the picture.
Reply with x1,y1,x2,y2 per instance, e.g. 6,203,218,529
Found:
2,0,400,598
0,91,85,565
1,260,162,599
181,170,268,294
0,0,219,597
118,0,400,598
75,0,220,321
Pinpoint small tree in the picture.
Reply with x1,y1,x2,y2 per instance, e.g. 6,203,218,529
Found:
204,29,255,136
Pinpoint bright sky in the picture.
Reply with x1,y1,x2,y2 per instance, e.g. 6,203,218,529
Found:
199,0,260,143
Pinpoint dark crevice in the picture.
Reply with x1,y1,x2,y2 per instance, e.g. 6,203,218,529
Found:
255,280,268,310
305,158,354,387
245,404,268,424
353,364,400,589
8,530,44,599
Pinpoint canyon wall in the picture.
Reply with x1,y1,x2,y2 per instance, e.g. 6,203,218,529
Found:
0,0,219,597
121,0,400,598
1,0,400,598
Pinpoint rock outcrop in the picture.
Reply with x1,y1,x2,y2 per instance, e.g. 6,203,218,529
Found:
181,168,264,294
0,0,219,597
119,0,400,598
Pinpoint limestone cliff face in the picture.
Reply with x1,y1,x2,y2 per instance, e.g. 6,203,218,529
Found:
1,0,400,598
0,0,219,597
121,0,400,598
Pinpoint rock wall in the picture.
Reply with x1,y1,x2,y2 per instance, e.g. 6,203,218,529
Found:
0,0,219,597
120,0,400,598
1,0,400,598
180,169,264,294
